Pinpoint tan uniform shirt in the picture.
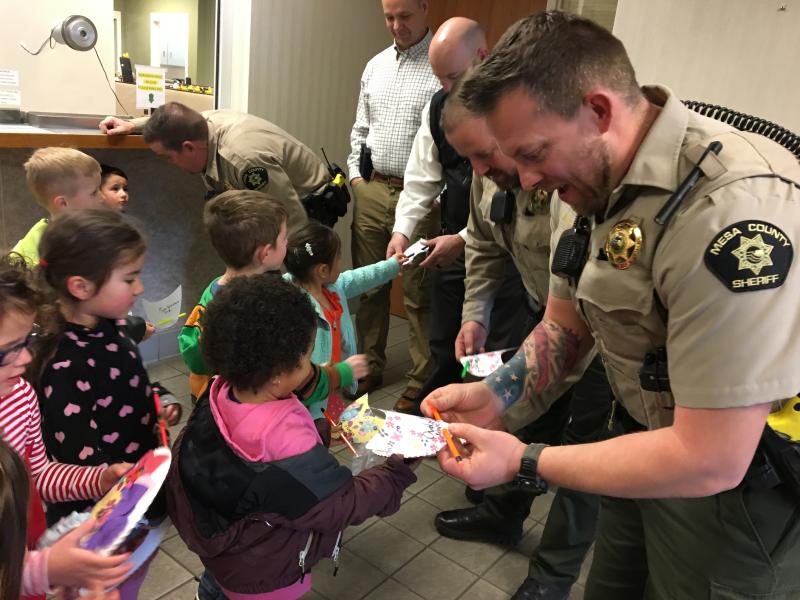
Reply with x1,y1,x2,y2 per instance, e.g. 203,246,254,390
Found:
464,175,595,431
201,110,329,231
463,176,551,328
550,86,800,429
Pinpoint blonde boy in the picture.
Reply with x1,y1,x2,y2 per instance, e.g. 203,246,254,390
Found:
13,148,103,265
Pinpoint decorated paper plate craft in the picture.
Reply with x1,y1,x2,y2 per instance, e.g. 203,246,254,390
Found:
340,394,385,444
460,347,516,377
81,447,171,556
339,395,451,458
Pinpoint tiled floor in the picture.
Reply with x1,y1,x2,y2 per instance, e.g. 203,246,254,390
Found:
143,316,591,600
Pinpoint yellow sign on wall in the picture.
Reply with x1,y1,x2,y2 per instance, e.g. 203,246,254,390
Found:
135,65,166,109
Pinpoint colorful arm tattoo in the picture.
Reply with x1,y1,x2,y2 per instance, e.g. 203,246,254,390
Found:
486,318,582,410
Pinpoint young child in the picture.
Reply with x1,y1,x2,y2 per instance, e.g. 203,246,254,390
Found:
166,275,417,599
96,162,178,412
99,164,129,211
12,148,104,266
180,190,366,410
284,221,403,421
35,209,181,598
0,255,132,598
179,190,289,400
0,441,125,600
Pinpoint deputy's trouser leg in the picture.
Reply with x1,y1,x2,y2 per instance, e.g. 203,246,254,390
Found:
642,485,800,599
416,256,465,399
477,392,572,522
400,206,437,388
584,496,649,600
417,255,527,400
528,355,613,586
351,181,392,378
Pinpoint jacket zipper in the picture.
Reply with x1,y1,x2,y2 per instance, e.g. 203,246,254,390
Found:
331,531,342,576
299,532,313,582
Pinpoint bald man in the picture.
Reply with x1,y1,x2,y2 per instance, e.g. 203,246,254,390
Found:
388,17,530,414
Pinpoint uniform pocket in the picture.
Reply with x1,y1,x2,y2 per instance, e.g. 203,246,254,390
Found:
711,486,800,598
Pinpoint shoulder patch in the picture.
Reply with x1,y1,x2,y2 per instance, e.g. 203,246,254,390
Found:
242,166,269,190
704,220,793,293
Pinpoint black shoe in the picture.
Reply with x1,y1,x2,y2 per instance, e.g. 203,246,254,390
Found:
434,507,522,546
464,486,484,504
511,578,571,600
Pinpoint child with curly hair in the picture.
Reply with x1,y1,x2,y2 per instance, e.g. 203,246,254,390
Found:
166,275,418,599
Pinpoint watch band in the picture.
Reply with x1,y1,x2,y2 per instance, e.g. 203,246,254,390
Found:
517,442,549,494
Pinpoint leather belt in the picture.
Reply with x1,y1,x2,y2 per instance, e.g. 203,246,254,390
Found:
372,171,404,189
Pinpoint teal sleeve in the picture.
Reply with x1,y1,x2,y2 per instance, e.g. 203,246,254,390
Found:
336,259,401,299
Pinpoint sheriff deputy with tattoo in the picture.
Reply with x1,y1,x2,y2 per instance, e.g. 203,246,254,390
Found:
422,11,800,599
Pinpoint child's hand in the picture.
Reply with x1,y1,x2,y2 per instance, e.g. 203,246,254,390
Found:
162,403,182,426
142,321,156,341
393,254,409,270
345,354,369,380
47,518,131,589
57,584,121,600
99,462,133,493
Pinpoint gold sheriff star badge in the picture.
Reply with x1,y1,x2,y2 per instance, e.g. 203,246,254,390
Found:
731,233,774,275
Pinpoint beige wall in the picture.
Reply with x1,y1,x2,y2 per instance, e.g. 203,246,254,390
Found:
196,0,216,87
240,0,393,262
245,0,390,175
114,0,212,84
614,0,800,132
0,0,116,114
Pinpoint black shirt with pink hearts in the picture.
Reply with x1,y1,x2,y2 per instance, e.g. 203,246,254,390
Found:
39,318,158,523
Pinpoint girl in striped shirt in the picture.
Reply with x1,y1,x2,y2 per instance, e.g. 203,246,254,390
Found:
0,253,130,598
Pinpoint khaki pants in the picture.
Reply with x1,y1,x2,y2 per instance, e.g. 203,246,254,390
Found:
351,180,437,388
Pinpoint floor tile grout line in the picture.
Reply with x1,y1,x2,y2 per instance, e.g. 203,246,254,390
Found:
152,574,195,600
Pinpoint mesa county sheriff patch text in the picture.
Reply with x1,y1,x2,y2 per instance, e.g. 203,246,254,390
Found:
705,220,793,293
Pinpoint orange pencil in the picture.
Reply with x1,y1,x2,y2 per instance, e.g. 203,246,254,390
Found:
431,407,462,462
323,410,358,456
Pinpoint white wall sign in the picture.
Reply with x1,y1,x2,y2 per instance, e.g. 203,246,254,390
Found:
0,89,21,107
0,69,19,87
135,65,166,109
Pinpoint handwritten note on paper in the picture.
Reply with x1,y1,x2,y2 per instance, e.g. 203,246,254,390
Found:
142,285,182,329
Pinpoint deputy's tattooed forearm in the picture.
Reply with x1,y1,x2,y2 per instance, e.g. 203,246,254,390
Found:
486,318,582,409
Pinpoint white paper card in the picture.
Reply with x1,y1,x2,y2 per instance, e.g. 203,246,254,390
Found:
401,239,429,265
460,347,516,377
142,285,182,329
365,411,449,458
